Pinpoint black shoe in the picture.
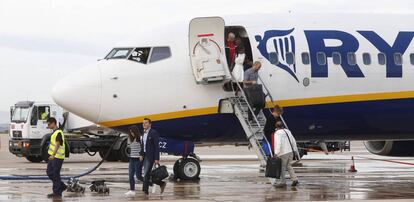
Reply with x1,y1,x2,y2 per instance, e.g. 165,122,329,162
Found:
160,183,166,194
47,193,61,198
274,183,287,188
61,184,67,192
143,190,149,195
292,180,299,187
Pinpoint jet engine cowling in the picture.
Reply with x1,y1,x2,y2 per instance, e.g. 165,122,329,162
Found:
363,140,414,156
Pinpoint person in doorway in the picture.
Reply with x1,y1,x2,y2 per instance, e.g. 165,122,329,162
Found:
226,32,237,68
141,118,166,195
125,125,144,197
264,105,284,152
232,45,246,95
273,121,299,188
46,117,67,198
243,61,263,121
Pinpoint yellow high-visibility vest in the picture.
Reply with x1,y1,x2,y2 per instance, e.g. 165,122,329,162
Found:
48,129,65,159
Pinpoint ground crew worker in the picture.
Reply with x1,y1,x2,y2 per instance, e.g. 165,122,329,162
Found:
41,111,48,120
46,117,67,198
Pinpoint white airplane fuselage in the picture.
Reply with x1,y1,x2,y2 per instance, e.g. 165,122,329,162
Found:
52,0,414,144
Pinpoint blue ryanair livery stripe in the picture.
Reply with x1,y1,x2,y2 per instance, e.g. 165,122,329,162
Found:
255,29,414,80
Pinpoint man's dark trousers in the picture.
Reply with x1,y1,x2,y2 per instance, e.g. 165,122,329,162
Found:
46,158,65,195
142,157,166,192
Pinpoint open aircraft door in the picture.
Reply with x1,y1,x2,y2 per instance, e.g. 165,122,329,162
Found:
189,17,231,84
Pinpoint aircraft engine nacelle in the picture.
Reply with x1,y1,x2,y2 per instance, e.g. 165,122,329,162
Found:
363,140,414,156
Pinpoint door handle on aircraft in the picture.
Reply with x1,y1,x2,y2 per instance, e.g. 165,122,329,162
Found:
110,76,118,80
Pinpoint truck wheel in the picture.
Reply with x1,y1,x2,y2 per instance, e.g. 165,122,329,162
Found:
99,149,118,161
299,149,306,158
25,155,43,163
178,158,200,180
119,140,129,162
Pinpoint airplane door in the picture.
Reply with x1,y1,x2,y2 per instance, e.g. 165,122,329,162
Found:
189,17,231,84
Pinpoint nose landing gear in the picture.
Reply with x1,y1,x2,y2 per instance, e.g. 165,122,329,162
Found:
173,155,201,180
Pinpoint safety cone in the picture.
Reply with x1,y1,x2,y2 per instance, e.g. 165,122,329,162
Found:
348,156,357,172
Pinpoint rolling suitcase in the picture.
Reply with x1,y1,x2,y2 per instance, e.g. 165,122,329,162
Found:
265,157,282,178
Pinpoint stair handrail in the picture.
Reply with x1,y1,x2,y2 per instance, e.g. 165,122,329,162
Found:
229,74,273,158
258,75,291,131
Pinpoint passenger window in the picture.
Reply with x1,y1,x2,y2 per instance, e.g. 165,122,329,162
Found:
378,53,386,65
301,52,310,65
105,48,134,59
317,52,326,65
269,52,279,65
363,53,371,65
149,47,171,63
411,53,414,65
347,52,357,65
286,52,295,65
128,47,151,64
394,53,403,65
332,52,341,65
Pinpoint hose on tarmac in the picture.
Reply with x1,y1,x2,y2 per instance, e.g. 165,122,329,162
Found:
0,133,122,181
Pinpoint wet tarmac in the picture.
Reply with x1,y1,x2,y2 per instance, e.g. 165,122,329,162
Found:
1,134,414,201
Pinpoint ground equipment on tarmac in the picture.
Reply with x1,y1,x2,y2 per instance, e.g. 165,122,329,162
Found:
90,180,110,194
66,178,85,193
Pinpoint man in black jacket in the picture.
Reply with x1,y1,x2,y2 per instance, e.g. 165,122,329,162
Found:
264,106,284,152
140,118,166,195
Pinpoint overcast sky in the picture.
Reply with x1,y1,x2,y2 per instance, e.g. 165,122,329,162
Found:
0,0,278,114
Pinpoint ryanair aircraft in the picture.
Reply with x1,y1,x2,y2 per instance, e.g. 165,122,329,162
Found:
51,0,414,180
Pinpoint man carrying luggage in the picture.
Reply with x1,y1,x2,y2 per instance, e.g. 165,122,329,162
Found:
243,61,264,121
141,118,166,195
273,121,299,188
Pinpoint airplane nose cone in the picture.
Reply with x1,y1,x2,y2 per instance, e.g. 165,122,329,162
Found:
52,65,102,123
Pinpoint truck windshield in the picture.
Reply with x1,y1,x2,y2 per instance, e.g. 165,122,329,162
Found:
11,107,30,123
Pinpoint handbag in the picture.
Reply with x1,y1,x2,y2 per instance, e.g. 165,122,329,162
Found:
150,164,169,182
265,157,282,178
283,129,300,160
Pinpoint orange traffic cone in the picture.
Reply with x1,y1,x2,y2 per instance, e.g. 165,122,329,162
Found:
348,156,357,172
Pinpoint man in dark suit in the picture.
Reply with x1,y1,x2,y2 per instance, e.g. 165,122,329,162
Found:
140,118,166,195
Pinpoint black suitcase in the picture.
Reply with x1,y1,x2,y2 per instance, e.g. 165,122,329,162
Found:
151,164,169,182
244,84,265,108
265,157,282,178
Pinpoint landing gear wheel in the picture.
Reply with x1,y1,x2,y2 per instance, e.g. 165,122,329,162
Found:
99,149,118,162
178,158,200,180
119,139,129,162
26,155,43,163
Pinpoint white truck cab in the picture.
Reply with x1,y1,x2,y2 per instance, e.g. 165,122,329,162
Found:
9,101,126,163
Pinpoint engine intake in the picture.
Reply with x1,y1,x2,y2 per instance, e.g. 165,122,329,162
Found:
364,140,414,156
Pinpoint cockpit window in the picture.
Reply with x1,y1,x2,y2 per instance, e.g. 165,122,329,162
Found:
105,46,171,64
128,47,151,64
149,47,171,63
105,48,134,59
